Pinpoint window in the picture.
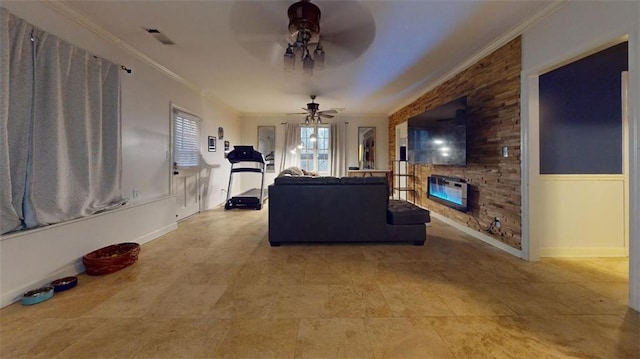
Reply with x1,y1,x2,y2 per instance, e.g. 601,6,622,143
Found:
300,126,330,173
173,110,201,168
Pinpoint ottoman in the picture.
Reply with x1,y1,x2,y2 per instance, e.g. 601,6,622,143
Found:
386,200,430,245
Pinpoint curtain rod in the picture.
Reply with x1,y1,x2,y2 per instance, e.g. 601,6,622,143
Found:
91,55,131,74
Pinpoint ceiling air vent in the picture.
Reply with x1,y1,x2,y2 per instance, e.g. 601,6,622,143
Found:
144,28,175,45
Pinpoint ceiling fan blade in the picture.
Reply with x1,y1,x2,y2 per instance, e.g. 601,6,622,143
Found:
318,109,338,115
319,114,335,119
316,1,376,66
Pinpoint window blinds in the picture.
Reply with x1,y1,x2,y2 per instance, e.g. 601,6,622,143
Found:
173,111,201,168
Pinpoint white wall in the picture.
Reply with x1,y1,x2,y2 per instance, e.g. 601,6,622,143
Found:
200,97,242,209
521,1,640,310
0,2,239,306
238,114,389,192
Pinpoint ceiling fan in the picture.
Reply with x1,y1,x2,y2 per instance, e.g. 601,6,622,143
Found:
229,1,376,70
287,95,338,124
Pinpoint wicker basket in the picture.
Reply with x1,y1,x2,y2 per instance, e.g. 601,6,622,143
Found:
83,242,140,275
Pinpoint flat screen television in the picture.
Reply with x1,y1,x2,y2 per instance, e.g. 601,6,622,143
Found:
408,96,467,165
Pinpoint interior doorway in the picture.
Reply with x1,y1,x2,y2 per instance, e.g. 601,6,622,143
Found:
531,41,629,258
171,107,202,221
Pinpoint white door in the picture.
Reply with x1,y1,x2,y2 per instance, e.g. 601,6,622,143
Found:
173,168,199,220
171,108,201,221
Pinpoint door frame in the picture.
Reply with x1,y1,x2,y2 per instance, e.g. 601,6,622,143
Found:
521,34,639,310
169,103,202,219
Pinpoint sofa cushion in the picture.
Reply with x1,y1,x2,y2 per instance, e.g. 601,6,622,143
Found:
387,200,430,225
274,176,340,185
339,177,387,185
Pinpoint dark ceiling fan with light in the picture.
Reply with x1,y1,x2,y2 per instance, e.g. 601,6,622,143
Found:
229,0,375,75
287,95,338,125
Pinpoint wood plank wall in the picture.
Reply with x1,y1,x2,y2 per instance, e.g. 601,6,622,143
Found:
388,37,522,250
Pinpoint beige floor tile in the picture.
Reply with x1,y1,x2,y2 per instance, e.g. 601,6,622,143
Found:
1,318,102,358
145,283,227,318
365,317,455,359
529,282,629,315
304,259,352,285
511,314,640,359
295,318,374,359
327,284,393,317
546,257,629,282
348,261,406,285
132,318,232,359
260,261,307,285
428,316,572,358
209,284,277,319
269,285,330,318
81,280,172,318
54,318,160,358
175,262,243,285
479,282,577,316
430,282,517,316
214,318,298,359
379,284,456,317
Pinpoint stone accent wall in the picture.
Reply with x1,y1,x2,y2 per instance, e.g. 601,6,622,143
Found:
389,37,522,250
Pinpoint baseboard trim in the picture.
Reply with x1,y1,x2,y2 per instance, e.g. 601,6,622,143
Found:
428,211,523,259
136,223,177,245
540,247,629,258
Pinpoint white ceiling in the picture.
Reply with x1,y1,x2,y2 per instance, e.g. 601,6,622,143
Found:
58,0,553,116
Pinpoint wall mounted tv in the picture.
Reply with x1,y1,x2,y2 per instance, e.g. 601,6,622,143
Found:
408,96,467,165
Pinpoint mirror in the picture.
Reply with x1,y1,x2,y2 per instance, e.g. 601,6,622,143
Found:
358,127,376,169
257,126,276,172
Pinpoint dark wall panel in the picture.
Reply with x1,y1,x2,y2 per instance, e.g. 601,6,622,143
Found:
539,42,628,174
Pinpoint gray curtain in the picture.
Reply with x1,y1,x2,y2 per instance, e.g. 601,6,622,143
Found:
279,122,301,172
0,8,124,234
0,8,32,234
330,122,346,177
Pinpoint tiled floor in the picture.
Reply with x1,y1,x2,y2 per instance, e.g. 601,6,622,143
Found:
1,206,638,358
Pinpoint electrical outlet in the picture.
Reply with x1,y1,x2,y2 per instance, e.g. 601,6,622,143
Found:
132,189,140,199
494,217,501,229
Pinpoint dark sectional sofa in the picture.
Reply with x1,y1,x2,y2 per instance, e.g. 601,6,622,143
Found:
268,176,430,246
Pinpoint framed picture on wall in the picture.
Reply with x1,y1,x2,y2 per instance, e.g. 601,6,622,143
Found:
208,136,216,152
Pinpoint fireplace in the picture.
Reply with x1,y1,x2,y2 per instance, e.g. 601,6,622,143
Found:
427,175,468,212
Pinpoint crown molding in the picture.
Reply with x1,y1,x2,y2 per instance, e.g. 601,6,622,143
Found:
388,1,566,116
43,1,201,94
238,112,388,119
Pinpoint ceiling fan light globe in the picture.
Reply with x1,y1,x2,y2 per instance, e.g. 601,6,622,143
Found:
313,46,325,70
309,133,317,142
284,50,295,72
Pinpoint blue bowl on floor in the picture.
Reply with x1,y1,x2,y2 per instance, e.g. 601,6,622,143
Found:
51,276,78,292
21,286,54,306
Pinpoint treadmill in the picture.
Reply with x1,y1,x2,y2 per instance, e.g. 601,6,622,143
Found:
224,145,267,210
